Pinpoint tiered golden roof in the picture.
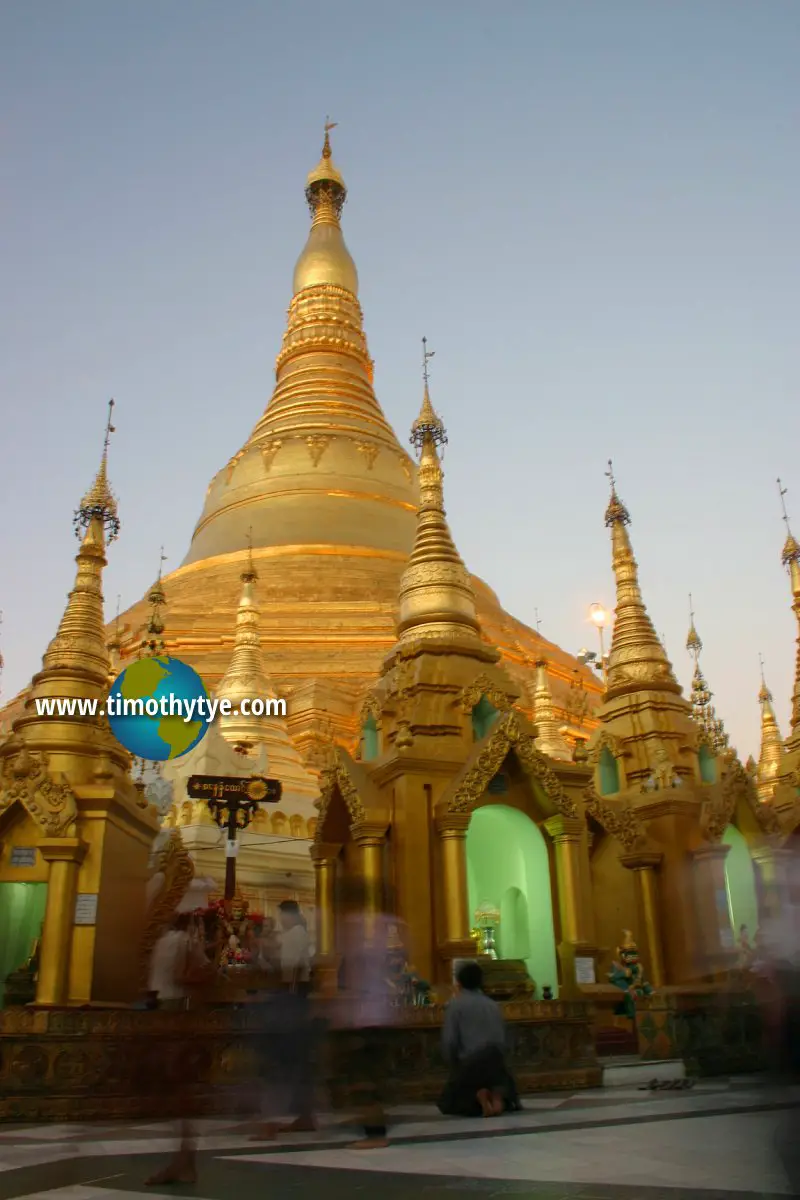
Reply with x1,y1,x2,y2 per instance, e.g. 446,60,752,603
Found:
685,599,729,753
139,551,167,659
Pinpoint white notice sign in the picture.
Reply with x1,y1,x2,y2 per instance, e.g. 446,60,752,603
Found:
10,847,37,867
575,956,596,984
74,894,98,926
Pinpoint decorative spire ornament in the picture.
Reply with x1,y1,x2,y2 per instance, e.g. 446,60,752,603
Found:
755,654,783,803
139,549,167,659
685,596,729,753
396,342,478,642
532,660,571,760
777,479,800,745
602,461,680,701
217,528,274,751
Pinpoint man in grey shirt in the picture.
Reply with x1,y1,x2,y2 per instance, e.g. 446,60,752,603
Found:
438,961,520,1117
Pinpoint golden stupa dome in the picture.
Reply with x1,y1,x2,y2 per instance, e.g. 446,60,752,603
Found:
69,129,601,772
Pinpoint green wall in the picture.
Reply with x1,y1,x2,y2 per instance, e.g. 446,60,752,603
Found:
466,804,559,997
722,824,759,940
0,882,47,1006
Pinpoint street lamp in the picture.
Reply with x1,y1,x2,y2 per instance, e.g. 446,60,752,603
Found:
589,603,610,684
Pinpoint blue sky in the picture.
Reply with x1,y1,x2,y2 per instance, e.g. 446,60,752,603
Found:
1,1,798,757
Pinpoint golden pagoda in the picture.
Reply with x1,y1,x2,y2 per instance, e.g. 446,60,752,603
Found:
771,480,800,817
754,661,783,806
95,127,600,774
0,403,158,1004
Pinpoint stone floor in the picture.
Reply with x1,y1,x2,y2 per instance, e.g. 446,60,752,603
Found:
0,1077,797,1199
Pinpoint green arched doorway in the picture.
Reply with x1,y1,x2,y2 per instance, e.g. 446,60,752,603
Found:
466,804,559,997
722,824,759,941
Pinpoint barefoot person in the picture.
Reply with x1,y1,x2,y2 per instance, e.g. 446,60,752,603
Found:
438,961,519,1118
251,899,317,1139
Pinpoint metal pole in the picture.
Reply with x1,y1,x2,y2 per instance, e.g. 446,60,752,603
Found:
225,803,238,900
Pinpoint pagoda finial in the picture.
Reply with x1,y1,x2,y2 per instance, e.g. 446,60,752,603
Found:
140,549,167,659
304,120,347,226
602,464,679,700
218,552,274,751
755,653,784,803
686,593,702,660
74,399,120,542
323,116,338,158
777,479,800,745
242,526,257,583
532,659,571,760
397,347,478,642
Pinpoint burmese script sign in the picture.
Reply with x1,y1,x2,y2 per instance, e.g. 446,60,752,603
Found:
186,774,282,804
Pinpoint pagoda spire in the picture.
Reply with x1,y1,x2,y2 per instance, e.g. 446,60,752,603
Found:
14,401,127,769
139,549,168,659
217,529,274,751
532,659,571,761
603,462,680,701
396,342,480,642
755,655,783,804
182,127,416,570
32,401,119,700
778,478,800,749
686,597,729,753
107,595,123,686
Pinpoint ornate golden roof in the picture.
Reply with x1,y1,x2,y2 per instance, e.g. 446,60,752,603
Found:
532,660,571,760
603,462,680,701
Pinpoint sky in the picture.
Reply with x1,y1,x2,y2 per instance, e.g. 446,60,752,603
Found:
1,1,798,759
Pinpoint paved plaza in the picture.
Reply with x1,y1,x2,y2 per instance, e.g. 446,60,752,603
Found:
0,1077,797,1199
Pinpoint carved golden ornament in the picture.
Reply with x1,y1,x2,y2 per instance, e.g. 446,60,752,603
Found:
358,691,383,725
583,785,644,851
0,748,78,837
399,454,414,483
260,439,283,472
140,831,195,988
314,760,367,843
705,754,781,840
446,711,578,819
225,450,245,484
306,435,332,467
355,440,380,470
587,731,625,766
457,674,516,715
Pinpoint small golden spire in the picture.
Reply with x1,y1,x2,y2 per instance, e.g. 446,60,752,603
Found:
602,461,680,700
397,342,479,642
27,404,120,709
686,594,702,659
140,549,167,659
74,399,120,543
685,601,728,752
293,123,357,293
242,527,257,584
305,118,347,223
778,479,800,744
755,654,784,803
217,549,274,751
532,660,571,760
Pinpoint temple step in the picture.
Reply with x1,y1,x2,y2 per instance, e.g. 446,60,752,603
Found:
602,1056,686,1087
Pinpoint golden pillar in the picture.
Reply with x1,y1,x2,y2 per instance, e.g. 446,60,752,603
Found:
36,838,87,1006
620,851,665,988
436,814,474,962
544,815,597,993
691,843,734,975
310,842,340,995
352,823,386,944
750,843,791,924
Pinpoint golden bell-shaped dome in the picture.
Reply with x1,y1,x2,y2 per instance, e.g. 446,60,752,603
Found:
293,122,358,295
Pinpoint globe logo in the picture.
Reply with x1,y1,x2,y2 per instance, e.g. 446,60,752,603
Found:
107,656,209,762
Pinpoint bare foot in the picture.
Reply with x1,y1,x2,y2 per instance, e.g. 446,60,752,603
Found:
477,1088,504,1117
144,1158,197,1186
350,1137,389,1149
275,1116,316,1133
248,1122,278,1141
